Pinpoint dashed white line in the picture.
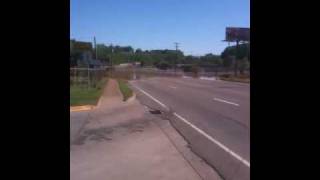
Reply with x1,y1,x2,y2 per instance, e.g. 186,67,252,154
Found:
169,86,177,89
131,83,250,168
213,98,239,106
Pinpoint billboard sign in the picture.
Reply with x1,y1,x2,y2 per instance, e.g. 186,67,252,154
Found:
226,27,250,42
74,41,93,51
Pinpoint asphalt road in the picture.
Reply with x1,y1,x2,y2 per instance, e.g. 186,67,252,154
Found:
130,77,250,163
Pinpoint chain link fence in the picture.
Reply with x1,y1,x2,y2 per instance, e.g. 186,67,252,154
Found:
70,66,250,87
110,67,184,80
70,67,108,88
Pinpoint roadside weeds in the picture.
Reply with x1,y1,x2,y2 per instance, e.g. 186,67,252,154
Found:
117,79,133,101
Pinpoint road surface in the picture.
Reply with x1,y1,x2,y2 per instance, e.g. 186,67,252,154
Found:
130,77,250,178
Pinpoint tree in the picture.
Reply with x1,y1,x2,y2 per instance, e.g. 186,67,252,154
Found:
200,53,222,66
135,48,143,54
222,55,234,67
96,44,112,61
140,60,145,67
221,43,250,75
239,57,250,74
156,61,171,70
221,43,249,61
191,65,200,77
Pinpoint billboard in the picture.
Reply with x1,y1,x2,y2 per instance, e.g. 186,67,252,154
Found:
73,41,93,51
226,27,250,42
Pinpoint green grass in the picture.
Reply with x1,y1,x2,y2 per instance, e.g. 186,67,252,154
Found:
117,79,133,101
70,78,107,106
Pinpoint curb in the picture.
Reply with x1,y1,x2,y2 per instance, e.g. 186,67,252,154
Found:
70,79,108,112
70,105,95,112
96,94,104,107
125,92,136,103
218,79,250,85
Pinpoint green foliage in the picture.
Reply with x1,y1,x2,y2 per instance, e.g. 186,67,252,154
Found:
156,60,171,70
117,79,133,101
199,53,222,66
70,39,249,69
221,43,250,67
239,57,250,74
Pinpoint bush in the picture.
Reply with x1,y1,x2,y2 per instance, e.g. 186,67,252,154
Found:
220,74,231,78
182,65,192,72
157,61,171,70
239,57,250,74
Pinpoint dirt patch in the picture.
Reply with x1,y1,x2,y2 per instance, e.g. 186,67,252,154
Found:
72,119,151,146
73,127,113,145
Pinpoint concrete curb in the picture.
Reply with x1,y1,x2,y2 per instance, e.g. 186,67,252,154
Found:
70,80,108,112
70,105,95,112
125,92,136,103
218,79,250,85
96,94,104,108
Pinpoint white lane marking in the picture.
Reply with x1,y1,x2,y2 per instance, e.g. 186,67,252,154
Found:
182,76,192,78
213,98,239,106
169,86,177,89
174,113,250,168
132,84,170,110
199,77,217,81
132,84,250,168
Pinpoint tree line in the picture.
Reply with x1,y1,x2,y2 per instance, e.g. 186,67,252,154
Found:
70,40,250,73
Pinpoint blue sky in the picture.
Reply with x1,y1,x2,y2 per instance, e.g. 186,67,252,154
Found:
70,0,249,56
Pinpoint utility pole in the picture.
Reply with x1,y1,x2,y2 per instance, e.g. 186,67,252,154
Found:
234,40,239,77
110,43,113,67
94,36,97,59
174,42,179,73
110,43,113,77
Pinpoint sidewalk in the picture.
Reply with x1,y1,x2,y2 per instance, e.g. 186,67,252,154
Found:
70,79,221,180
